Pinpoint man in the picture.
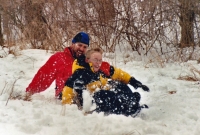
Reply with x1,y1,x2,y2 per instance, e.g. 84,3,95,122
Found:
26,32,90,99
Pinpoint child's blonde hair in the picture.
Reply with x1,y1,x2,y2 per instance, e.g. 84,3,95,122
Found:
85,48,103,59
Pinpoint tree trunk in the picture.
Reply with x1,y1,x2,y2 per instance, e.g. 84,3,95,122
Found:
179,0,195,48
23,0,47,49
0,13,4,46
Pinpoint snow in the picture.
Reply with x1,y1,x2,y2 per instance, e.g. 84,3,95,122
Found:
0,48,200,135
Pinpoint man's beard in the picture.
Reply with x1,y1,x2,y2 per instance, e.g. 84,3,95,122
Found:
76,50,84,57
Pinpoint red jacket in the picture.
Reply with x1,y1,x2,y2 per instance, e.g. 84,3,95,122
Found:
26,47,111,97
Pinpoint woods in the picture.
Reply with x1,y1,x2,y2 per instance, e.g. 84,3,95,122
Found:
0,0,199,61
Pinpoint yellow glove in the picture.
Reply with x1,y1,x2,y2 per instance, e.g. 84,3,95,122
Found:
86,81,101,93
62,86,74,104
86,75,110,92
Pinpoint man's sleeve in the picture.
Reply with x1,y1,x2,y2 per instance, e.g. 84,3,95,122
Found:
26,54,58,94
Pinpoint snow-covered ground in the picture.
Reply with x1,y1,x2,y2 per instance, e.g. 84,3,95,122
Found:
0,48,200,135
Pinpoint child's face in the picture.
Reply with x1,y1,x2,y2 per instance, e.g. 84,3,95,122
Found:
88,52,102,72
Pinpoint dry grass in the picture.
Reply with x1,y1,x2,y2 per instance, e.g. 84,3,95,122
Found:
0,77,32,106
9,93,32,101
177,64,200,82
0,81,8,96
1,0,199,61
177,76,199,82
5,78,20,106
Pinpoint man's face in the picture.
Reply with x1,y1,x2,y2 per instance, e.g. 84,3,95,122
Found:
72,43,88,57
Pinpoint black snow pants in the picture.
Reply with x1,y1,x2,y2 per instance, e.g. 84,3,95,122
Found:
93,81,141,116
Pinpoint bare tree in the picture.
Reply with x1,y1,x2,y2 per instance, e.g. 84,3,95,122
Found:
0,0,200,61
21,0,48,49
0,9,3,46
178,0,195,48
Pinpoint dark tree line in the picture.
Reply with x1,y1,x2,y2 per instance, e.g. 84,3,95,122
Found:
0,0,199,61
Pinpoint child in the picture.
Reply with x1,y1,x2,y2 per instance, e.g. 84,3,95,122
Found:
62,48,149,116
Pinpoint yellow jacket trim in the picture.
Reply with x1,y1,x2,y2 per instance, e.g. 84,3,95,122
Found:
111,67,131,84
72,59,84,74
62,86,74,104
72,59,94,73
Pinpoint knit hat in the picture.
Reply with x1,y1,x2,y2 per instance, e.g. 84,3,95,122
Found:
72,32,90,46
